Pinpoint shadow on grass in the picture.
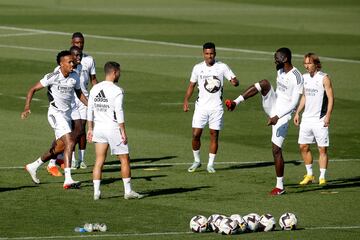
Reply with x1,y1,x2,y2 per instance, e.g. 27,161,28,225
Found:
287,176,360,193
105,155,178,166
0,185,38,192
79,175,168,187
218,160,301,171
141,185,211,198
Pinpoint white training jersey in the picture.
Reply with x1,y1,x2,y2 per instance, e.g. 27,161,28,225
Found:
301,71,328,123
40,70,80,112
190,60,235,110
79,53,96,97
274,67,304,118
87,81,124,130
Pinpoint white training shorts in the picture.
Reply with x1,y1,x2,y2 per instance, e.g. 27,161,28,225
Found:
92,128,129,155
47,107,72,140
261,86,291,148
298,121,329,147
71,98,87,120
192,107,224,130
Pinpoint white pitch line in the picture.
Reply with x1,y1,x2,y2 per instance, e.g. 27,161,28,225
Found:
1,226,360,239
0,159,358,170
0,44,268,61
0,25,359,64
0,32,44,38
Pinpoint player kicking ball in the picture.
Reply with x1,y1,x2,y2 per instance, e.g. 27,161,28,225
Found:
87,61,143,200
225,48,303,195
22,50,88,189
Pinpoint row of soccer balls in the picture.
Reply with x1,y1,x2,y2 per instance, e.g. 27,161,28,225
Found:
190,212,297,235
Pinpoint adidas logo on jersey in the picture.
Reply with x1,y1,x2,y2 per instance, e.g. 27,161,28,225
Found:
94,90,108,102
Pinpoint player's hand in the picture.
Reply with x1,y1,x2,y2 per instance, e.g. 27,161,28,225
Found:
121,132,128,145
87,129,93,143
183,101,189,112
293,114,300,126
267,115,279,126
324,115,330,127
21,109,31,119
225,99,236,111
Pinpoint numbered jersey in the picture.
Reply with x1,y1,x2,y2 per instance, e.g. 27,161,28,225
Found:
40,70,80,112
302,71,328,122
190,60,235,110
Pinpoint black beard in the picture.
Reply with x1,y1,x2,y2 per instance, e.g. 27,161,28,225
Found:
276,62,284,70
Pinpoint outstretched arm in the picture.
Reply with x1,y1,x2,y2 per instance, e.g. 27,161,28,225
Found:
183,82,196,112
323,75,334,127
21,82,44,119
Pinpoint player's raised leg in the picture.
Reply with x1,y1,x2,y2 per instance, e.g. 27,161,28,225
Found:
188,128,202,172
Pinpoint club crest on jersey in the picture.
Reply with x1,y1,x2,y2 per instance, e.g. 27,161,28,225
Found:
204,76,221,93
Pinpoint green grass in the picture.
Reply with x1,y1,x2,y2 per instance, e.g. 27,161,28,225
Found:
0,0,359,239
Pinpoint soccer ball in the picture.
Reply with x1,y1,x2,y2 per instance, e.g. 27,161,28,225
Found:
204,76,221,93
218,217,239,235
190,215,208,233
93,223,107,232
207,214,220,232
258,214,276,232
83,223,93,232
279,212,297,230
212,215,227,233
230,214,247,233
243,213,260,232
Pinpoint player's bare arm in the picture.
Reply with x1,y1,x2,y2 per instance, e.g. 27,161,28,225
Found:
294,94,305,126
75,88,88,106
91,74,98,86
323,75,334,127
183,82,196,112
119,122,128,145
87,120,93,143
21,82,44,119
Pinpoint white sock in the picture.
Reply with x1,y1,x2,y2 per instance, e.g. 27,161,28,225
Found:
72,151,76,161
79,150,85,162
234,95,245,105
192,150,200,163
48,159,56,167
93,179,101,194
64,168,73,182
276,177,284,189
29,157,44,169
208,153,216,166
305,164,313,176
123,178,132,194
319,168,326,179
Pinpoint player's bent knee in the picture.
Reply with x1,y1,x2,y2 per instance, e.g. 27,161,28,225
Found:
258,79,271,93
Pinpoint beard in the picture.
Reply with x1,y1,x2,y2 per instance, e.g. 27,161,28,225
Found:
276,62,284,70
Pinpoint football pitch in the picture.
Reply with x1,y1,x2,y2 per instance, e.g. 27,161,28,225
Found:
0,0,359,239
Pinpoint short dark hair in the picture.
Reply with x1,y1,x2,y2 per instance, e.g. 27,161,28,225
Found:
56,50,72,65
69,45,82,53
104,61,120,75
72,32,84,39
203,42,216,51
276,47,292,63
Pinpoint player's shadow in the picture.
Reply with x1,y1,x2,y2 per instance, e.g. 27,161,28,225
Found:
142,186,211,198
0,185,38,192
287,176,360,193
104,155,178,165
219,160,301,171
100,164,172,173
79,175,167,187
